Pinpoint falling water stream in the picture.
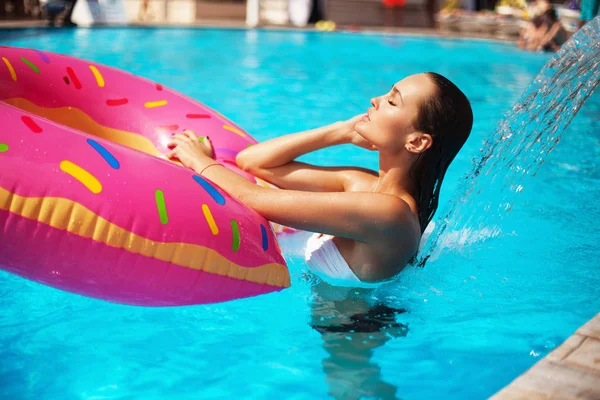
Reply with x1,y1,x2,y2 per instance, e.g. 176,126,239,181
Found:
419,18,600,265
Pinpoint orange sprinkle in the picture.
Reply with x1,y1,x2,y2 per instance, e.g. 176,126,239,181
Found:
223,125,245,137
2,57,16,81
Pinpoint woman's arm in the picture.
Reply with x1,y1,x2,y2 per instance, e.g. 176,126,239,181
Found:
237,115,372,170
236,122,347,171
236,115,377,192
537,22,560,50
168,132,411,242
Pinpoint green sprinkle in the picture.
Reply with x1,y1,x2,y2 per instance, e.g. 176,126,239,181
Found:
247,143,253,147
0,143,8,152
231,220,240,252
155,189,168,224
20,57,40,74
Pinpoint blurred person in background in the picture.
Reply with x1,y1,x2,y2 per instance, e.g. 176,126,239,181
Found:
517,12,546,50
518,7,566,52
44,0,77,26
537,8,567,52
63,0,77,26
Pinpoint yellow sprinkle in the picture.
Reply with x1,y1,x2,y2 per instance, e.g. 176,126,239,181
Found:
2,57,17,82
60,160,102,194
145,100,168,108
202,204,219,235
0,187,290,288
223,125,245,137
89,65,105,87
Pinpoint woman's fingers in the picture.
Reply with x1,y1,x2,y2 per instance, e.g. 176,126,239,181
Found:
171,131,214,158
181,130,199,142
203,136,214,156
166,148,178,160
172,133,192,143
167,135,189,149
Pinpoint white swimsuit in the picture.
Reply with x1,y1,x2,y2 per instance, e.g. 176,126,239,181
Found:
304,233,362,283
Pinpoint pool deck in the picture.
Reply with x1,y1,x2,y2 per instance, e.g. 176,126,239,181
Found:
0,19,513,42
491,312,600,400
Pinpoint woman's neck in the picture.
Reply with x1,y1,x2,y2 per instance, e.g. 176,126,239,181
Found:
374,150,418,198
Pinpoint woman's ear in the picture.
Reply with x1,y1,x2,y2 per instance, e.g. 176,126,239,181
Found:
405,133,432,154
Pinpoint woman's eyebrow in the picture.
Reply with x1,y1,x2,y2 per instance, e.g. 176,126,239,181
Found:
392,85,405,105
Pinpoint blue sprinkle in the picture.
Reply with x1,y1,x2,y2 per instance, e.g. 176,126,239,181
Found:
260,224,268,251
193,175,226,205
87,139,120,169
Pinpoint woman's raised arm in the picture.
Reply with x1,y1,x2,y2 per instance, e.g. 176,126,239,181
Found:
236,115,377,192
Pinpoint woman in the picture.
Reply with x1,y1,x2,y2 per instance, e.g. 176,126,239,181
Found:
167,72,473,284
518,15,547,51
537,8,568,52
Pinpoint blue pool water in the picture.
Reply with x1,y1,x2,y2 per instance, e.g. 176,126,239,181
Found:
1,28,599,399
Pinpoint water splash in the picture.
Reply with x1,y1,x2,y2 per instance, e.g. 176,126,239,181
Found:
419,18,600,265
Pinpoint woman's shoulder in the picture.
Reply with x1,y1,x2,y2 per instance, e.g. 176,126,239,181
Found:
341,168,379,192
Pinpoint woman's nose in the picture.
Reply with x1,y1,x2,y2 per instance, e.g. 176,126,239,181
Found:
371,97,378,108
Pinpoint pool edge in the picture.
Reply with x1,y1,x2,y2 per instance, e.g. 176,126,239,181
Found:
491,312,600,399
0,20,514,43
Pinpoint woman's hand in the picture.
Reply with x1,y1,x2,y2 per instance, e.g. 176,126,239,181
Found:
335,114,378,151
167,130,214,170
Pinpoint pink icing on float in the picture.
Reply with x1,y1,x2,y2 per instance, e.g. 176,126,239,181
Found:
0,46,291,306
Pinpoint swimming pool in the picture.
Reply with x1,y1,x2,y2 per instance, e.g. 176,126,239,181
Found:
1,27,598,399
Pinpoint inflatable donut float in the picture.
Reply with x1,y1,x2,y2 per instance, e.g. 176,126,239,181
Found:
0,46,291,306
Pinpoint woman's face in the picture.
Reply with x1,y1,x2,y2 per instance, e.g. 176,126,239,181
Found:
355,73,437,153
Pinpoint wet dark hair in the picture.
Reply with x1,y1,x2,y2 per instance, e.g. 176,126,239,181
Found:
410,72,473,234
540,8,558,25
532,15,544,28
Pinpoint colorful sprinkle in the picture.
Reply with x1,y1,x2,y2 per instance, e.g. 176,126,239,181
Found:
154,124,179,132
63,76,70,85
106,98,128,106
186,114,211,119
0,143,8,152
20,57,39,74
223,125,246,137
213,148,239,157
261,224,268,251
156,83,163,91
192,175,226,205
21,116,42,133
155,190,168,224
34,50,50,64
2,57,16,81
66,67,82,89
202,204,219,235
89,65,105,87
87,139,119,169
231,220,240,252
145,100,168,108
60,160,102,194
